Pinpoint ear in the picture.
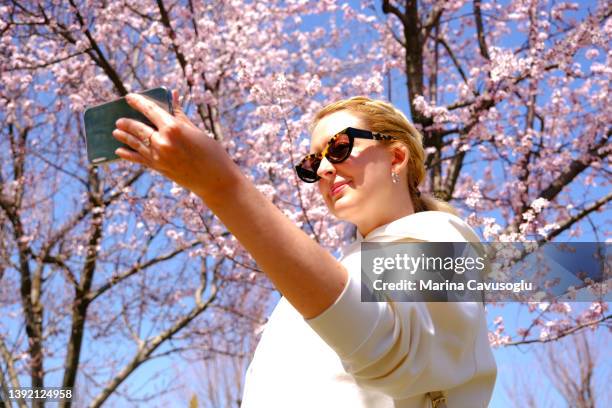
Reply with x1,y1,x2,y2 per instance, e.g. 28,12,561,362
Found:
390,143,409,173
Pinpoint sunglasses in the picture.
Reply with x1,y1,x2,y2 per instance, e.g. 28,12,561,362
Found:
295,127,395,183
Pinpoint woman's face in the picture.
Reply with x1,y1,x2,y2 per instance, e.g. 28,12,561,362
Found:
310,110,399,233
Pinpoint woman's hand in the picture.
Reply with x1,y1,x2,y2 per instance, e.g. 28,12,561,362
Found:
113,91,348,319
112,90,233,196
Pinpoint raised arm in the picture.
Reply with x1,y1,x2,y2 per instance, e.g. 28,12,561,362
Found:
112,91,347,319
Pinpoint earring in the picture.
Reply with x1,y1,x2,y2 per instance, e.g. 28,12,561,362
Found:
391,172,400,184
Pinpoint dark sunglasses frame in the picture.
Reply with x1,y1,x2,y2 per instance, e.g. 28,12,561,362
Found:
295,127,395,183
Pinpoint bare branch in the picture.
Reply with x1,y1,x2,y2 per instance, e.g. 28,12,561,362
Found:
542,191,612,242
37,169,144,271
436,36,469,85
422,4,444,41
473,0,490,60
2,125,46,392
539,135,610,202
442,150,466,200
88,264,221,408
384,19,406,47
0,336,27,408
87,239,201,303
381,0,408,27
6,50,88,72
505,314,611,346
59,168,105,400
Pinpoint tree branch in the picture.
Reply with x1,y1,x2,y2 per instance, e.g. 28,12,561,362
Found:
542,191,612,242
442,150,466,200
0,336,27,408
539,135,609,202
67,0,127,95
422,4,444,41
37,169,144,275
60,167,105,402
505,314,611,346
473,0,490,60
87,239,201,303
88,262,221,408
436,36,469,85
156,0,224,140
6,50,88,72
3,125,46,394
381,0,408,26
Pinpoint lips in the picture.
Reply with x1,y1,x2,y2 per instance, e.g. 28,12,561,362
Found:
330,181,349,198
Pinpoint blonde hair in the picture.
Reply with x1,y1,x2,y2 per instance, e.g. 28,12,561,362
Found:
311,96,458,216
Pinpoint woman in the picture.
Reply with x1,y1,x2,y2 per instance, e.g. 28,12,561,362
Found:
113,92,497,407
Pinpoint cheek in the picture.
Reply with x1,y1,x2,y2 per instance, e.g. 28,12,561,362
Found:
352,155,391,187
317,180,333,203
318,182,327,196
362,168,387,192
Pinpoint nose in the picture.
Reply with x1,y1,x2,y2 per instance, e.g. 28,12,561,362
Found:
316,155,336,180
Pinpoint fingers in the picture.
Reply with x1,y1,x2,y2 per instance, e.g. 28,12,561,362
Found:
172,90,180,112
115,147,148,166
115,118,154,144
125,93,173,129
112,128,151,157
172,89,189,121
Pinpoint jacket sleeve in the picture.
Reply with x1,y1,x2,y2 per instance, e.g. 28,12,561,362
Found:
304,260,495,400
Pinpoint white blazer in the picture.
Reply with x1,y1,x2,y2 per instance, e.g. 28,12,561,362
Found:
241,211,497,407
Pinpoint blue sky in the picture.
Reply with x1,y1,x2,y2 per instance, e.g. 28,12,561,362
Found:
4,1,608,407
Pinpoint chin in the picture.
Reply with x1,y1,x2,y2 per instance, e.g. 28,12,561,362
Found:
328,195,361,222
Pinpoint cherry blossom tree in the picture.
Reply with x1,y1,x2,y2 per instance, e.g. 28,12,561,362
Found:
0,1,383,406
0,0,610,406
505,330,609,407
375,0,610,346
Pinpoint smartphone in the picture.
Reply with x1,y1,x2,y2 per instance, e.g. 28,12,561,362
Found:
83,87,173,165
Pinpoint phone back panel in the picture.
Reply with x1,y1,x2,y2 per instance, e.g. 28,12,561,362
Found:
83,87,172,165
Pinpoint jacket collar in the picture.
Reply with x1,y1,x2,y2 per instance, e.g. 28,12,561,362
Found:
355,211,445,242
342,211,481,259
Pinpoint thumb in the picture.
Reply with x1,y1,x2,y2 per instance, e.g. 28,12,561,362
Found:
172,89,188,120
